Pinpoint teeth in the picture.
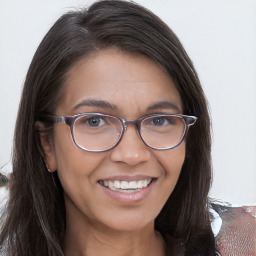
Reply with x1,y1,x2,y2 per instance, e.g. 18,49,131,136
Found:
108,181,114,189
129,181,137,189
101,179,152,191
120,181,128,189
114,180,120,188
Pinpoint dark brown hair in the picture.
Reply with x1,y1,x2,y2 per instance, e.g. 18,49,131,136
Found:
0,1,215,255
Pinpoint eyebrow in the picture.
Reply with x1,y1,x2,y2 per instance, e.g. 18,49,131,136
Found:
72,99,118,111
72,99,181,113
146,101,181,112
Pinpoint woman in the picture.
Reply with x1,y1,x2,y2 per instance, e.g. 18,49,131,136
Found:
0,1,216,255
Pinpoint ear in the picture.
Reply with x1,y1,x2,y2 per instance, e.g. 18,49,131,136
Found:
35,121,57,172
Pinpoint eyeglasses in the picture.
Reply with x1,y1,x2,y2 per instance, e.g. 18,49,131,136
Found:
40,113,197,152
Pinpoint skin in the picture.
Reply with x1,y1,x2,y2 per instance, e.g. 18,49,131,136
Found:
41,48,186,256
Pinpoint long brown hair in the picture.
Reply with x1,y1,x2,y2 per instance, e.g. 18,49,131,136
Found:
0,1,214,255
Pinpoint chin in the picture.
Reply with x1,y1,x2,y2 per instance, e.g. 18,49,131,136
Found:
107,221,153,233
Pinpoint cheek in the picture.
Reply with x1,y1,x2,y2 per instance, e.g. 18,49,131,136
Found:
147,143,186,218
160,143,186,204
154,142,186,183
52,126,106,188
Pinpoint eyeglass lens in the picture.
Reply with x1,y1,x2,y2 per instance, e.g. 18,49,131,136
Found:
141,115,185,149
74,115,122,151
72,114,186,151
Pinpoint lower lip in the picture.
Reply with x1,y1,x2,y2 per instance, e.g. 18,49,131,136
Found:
98,180,155,204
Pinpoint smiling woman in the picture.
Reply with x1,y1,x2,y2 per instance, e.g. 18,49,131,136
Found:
39,50,190,240
0,1,215,256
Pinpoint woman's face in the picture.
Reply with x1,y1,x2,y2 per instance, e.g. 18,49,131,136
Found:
43,48,186,232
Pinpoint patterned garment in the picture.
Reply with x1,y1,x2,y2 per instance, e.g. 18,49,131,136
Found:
211,202,256,255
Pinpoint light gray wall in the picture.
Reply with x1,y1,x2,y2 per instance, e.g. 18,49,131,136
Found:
1,0,256,205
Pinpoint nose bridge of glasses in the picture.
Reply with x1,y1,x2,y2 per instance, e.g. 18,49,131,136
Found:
123,119,140,131
119,119,147,150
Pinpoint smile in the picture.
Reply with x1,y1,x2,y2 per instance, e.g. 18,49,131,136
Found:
99,179,153,193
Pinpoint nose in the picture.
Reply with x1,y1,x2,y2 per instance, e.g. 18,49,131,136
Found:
110,125,151,165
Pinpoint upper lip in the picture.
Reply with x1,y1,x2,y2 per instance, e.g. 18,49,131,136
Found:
99,175,156,181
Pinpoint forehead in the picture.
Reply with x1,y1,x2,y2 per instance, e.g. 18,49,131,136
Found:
57,49,182,115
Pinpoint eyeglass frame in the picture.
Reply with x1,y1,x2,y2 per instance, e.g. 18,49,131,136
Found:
39,112,197,152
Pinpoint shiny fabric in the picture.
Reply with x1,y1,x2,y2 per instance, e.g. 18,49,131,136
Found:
212,203,256,255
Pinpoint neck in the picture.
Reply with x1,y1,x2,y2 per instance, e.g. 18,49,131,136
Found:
63,215,165,256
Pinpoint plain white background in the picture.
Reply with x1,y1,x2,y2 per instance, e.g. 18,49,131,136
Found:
0,0,256,205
